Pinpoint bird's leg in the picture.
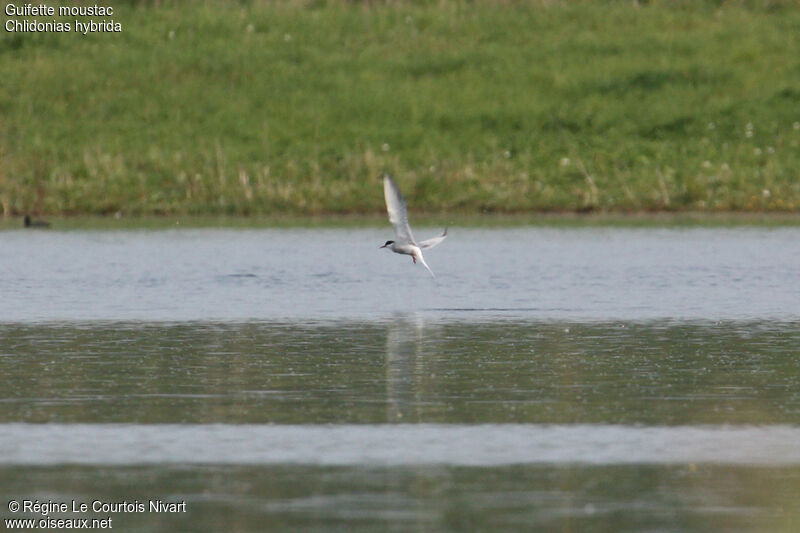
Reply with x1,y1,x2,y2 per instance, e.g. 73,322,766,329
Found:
412,256,417,264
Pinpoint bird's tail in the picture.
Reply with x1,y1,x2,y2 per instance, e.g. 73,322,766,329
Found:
416,251,435,278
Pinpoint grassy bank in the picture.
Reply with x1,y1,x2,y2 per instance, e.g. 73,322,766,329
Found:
2,0,800,216
6,211,800,232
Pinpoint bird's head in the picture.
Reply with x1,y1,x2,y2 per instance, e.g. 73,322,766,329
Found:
380,240,394,249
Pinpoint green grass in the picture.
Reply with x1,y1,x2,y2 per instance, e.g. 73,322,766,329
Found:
5,211,800,232
2,0,800,216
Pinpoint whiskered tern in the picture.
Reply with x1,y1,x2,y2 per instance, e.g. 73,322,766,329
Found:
380,174,447,277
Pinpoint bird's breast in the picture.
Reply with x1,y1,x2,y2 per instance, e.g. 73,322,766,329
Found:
391,243,417,256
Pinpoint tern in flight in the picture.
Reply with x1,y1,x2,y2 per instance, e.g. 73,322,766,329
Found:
380,174,448,277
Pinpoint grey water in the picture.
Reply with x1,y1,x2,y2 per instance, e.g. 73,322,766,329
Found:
2,227,800,531
1,227,799,321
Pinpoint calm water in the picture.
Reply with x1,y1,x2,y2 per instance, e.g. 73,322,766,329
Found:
2,227,800,531
1,227,799,321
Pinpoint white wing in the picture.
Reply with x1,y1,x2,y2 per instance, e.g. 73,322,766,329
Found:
384,174,416,245
419,228,448,250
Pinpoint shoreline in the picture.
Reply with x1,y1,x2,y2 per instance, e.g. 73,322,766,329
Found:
4,211,800,230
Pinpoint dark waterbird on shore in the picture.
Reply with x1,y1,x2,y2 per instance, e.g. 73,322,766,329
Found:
380,174,447,278
24,215,50,228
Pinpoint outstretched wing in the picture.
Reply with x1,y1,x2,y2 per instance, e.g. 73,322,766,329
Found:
419,228,448,250
384,174,416,245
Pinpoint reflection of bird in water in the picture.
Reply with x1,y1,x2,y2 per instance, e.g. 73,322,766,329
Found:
24,215,50,228
385,314,433,422
380,174,447,278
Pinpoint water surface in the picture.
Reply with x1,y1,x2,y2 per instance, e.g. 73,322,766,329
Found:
2,227,800,531
1,227,798,321
2,320,799,425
